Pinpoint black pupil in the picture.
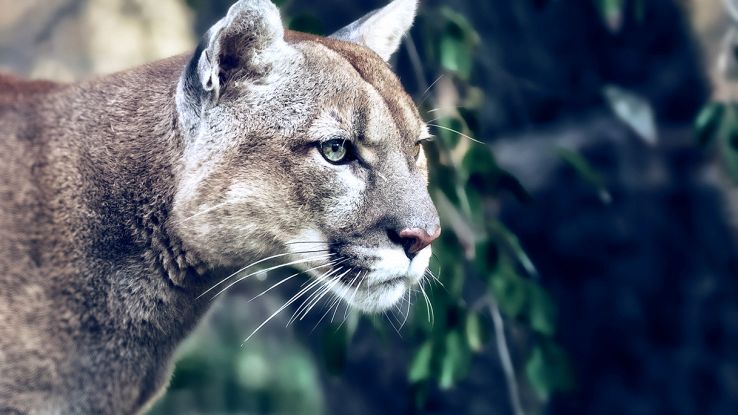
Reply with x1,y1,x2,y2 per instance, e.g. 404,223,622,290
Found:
332,143,341,153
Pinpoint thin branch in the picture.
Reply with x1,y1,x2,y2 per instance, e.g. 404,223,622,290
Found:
488,297,525,415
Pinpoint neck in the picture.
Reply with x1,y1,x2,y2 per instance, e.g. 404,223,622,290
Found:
62,55,207,289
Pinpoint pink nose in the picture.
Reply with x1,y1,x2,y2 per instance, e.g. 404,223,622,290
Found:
399,227,441,256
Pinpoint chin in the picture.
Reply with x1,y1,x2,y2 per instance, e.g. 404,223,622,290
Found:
346,277,409,313
327,247,432,314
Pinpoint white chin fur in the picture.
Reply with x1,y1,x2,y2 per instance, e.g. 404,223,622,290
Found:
329,246,432,313
349,279,408,313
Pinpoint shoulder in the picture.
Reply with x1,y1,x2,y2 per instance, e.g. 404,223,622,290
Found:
0,72,63,97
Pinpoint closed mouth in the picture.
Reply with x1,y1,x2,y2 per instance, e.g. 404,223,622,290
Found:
369,276,405,288
330,266,407,290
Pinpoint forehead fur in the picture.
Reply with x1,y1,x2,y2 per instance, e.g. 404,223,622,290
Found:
285,30,422,144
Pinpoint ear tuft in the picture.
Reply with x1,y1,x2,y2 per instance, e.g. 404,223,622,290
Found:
330,0,418,61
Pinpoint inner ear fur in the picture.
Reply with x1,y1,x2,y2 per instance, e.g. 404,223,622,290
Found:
192,0,287,102
330,0,418,62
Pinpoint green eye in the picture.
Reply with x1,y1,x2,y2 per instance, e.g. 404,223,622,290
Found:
319,139,352,164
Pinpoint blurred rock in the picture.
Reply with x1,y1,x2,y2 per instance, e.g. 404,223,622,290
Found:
0,0,195,81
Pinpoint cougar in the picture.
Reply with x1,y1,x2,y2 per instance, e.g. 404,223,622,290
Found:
0,0,440,413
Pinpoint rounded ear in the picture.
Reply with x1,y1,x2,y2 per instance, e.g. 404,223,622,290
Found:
330,0,418,61
193,0,288,102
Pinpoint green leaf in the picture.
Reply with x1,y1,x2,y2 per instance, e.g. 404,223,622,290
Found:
496,170,533,203
438,9,478,80
434,116,466,149
474,240,499,277
409,341,434,383
525,340,575,401
465,312,490,352
490,262,527,319
413,382,431,410
439,330,470,389
431,164,461,207
595,0,626,32
603,85,657,145
719,106,738,185
461,146,496,175
488,221,538,277
695,102,726,147
461,147,498,200
527,284,556,336
558,148,612,204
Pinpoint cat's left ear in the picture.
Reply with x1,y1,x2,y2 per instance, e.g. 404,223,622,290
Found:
330,0,418,61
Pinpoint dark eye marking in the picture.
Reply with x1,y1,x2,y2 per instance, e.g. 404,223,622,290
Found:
413,135,434,160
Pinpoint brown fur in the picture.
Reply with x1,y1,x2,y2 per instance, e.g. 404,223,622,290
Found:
0,56,206,414
0,1,436,413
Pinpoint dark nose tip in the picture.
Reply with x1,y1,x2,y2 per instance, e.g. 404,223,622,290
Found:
397,227,441,259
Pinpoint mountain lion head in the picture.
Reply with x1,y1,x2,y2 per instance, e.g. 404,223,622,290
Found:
172,0,439,313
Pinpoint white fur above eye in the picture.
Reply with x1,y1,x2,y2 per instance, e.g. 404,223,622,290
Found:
330,0,419,61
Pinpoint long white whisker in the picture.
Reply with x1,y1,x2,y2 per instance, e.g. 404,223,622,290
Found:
425,269,446,289
427,105,467,114
206,254,333,300
391,308,404,331
248,259,347,303
419,74,444,105
427,123,485,144
391,305,404,329
241,272,327,345
287,267,342,326
301,268,351,322
330,269,353,324
197,250,331,299
330,298,342,324
342,272,363,321
311,291,341,333
289,268,344,326
399,289,412,330
419,286,431,323
418,280,435,326
385,311,402,336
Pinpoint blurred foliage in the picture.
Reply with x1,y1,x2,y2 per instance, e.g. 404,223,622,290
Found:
403,5,576,407
604,85,658,145
151,296,325,414
593,0,647,31
695,102,738,184
558,148,612,204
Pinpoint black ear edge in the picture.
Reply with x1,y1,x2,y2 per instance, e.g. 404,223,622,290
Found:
182,37,208,109
182,24,273,105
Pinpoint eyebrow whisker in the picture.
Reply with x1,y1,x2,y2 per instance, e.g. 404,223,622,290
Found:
427,123,485,145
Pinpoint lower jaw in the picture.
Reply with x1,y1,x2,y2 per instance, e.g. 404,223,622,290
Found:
342,279,409,314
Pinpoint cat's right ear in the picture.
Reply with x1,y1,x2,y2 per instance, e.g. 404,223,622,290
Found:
182,0,289,106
